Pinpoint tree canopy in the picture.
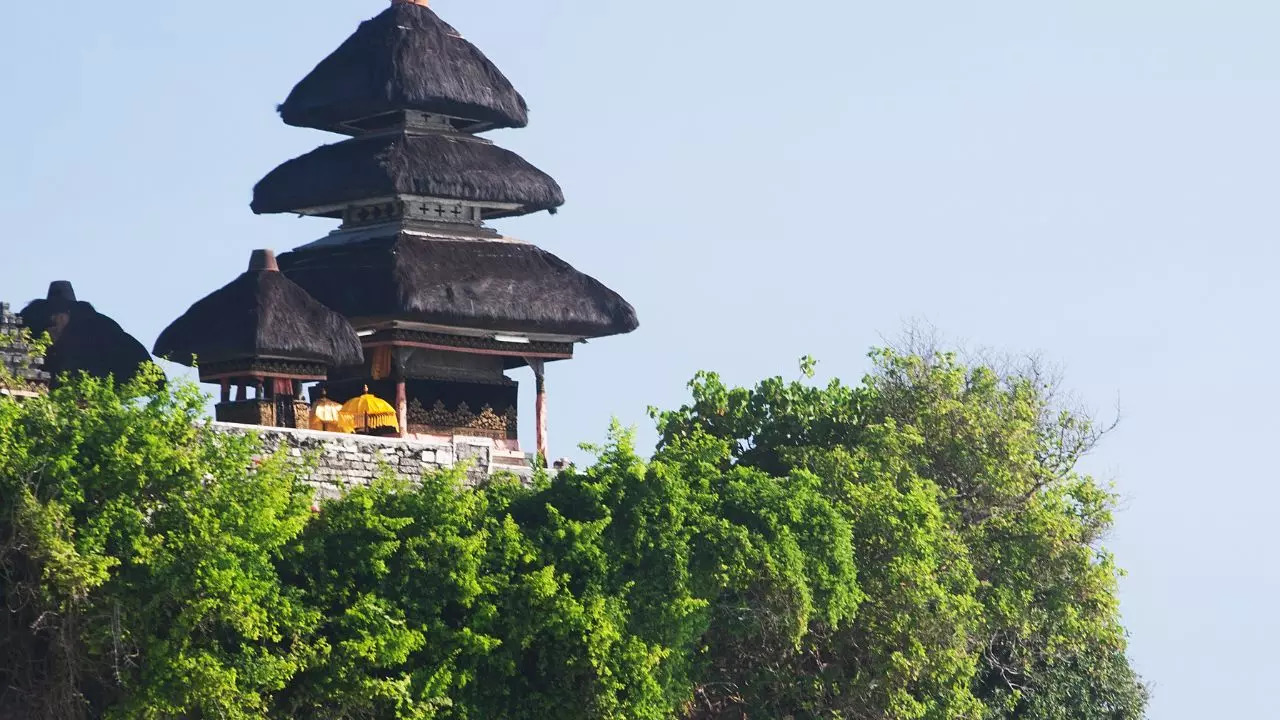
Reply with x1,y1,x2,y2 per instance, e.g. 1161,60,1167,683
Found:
0,347,1146,719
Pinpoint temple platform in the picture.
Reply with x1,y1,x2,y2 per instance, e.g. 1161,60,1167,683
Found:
212,422,541,497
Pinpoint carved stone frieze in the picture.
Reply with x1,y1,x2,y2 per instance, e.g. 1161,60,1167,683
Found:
407,398,517,439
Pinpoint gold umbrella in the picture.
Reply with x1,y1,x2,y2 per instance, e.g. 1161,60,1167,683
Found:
340,386,399,434
310,389,351,433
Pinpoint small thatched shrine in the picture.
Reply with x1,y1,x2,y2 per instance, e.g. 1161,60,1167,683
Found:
154,250,365,429
19,282,153,387
158,0,637,458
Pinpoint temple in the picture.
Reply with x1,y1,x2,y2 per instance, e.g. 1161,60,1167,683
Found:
156,0,637,462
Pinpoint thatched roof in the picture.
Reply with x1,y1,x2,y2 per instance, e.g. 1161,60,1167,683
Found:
277,234,639,339
154,250,365,370
279,3,529,132
252,132,563,219
19,282,153,386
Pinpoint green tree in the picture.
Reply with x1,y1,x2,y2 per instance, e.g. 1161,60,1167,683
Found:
0,343,1146,719
275,429,857,720
654,349,1147,719
0,367,317,720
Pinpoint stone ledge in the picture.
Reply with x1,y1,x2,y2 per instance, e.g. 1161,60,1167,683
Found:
211,422,535,491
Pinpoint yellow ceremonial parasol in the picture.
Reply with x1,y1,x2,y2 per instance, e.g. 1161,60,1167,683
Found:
340,385,399,434
311,389,352,433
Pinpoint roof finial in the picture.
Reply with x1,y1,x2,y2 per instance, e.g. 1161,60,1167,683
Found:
47,281,77,304
391,0,430,6
249,249,279,273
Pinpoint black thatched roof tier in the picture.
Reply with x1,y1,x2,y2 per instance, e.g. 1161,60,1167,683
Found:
279,3,529,132
19,282,154,386
277,234,639,340
154,250,365,370
251,132,564,219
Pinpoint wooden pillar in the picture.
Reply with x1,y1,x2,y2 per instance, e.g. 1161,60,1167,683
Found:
527,359,548,466
220,379,230,403
233,382,243,402
396,380,408,438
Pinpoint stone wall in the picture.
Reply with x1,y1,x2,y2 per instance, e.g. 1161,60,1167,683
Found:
1,302,48,396
213,423,536,500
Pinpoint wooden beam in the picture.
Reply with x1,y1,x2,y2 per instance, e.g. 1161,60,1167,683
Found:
527,359,548,467
201,371,325,383
396,380,408,439
363,339,572,361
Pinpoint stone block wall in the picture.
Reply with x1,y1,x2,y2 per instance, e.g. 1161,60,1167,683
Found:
213,423,535,500
1,302,48,395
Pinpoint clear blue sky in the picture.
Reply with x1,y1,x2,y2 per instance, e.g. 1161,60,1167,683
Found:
1,1,1275,716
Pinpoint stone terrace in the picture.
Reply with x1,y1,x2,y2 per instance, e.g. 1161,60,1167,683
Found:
214,423,537,500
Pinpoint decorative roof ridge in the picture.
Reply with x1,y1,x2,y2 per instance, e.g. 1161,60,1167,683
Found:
293,218,513,252
333,114,498,143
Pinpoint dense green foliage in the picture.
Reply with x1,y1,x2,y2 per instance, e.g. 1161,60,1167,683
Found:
0,366,316,720
653,351,1147,719
0,348,1146,719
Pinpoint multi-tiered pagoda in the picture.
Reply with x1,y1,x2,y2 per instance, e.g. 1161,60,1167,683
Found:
158,0,637,460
